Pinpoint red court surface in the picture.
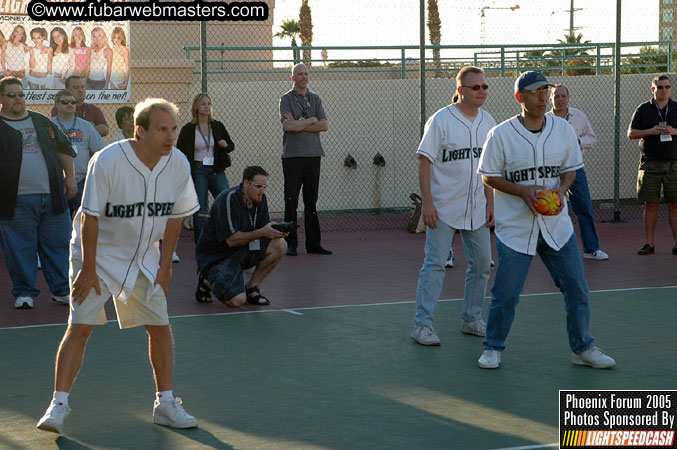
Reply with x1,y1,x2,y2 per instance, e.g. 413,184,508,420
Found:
1,218,675,329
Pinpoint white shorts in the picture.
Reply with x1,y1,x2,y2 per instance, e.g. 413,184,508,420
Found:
68,261,170,329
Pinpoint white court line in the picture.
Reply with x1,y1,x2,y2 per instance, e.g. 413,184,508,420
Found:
489,444,558,450
2,285,675,331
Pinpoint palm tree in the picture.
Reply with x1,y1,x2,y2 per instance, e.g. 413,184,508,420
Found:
299,0,313,66
274,19,301,63
427,0,442,76
550,32,594,75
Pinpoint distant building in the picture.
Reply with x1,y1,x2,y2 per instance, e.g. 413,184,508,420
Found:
660,0,677,46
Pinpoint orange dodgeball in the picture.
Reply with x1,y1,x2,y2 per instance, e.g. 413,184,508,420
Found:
533,189,561,215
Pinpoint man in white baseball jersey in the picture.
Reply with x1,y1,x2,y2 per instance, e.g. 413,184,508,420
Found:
51,89,106,215
411,66,495,346
547,84,608,260
37,98,200,434
477,71,615,370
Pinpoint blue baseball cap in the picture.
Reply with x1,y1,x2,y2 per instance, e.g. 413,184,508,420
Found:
514,71,553,93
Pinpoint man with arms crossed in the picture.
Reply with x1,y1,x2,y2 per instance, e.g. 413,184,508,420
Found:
477,71,615,370
548,84,608,260
37,98,200,433
280,63,331,256
628,74,677,255
411,66,495,346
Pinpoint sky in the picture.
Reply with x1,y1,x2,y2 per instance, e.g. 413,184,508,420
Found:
271,0,659,64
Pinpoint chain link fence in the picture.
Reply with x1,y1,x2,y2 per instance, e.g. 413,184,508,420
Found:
11,0,669,234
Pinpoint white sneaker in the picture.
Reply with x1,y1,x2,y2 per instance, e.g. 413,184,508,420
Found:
153,397,198,428
52,295,70,305
478,350,501,369
37,401,71,434
172,252,180,263
572,346,616,369
461,318,487,337
445,255,455,268
411,325,441,346
583,250,609,260
14,296,34,309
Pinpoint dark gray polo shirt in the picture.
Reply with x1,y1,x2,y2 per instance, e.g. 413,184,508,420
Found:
279,89,327,158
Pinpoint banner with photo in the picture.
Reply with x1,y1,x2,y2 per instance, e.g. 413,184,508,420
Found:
1,6,130,103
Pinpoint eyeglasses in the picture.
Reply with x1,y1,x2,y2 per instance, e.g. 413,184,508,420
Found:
461,84,489,91
1,92,25,98
656,85,672,90
59,99,77,105
249,181,267,189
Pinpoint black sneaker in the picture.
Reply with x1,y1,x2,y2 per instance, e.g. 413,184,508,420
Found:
637,244,655,255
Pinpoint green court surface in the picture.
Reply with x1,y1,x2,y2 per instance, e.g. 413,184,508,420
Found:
1,287,675,450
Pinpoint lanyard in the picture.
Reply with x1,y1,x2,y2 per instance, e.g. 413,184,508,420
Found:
197,124,212,152
55,117,77,138
291,91,311,118
655,102,668,122
248,206,258,228
75,103,87,121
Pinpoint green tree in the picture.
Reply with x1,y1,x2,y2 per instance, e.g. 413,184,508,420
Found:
622,46,670,74
427,0,442,76
274,19,301,63
550,32,594,75
299,0,313,66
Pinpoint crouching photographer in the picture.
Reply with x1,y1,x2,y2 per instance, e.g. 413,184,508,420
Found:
195,166,291,307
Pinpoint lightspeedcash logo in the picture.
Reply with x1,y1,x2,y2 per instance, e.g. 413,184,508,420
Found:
27,0,269,22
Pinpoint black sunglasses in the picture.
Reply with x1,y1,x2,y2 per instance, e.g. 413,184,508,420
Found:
656,85,672,90
462,84,489,91
1,92,26,98
59,99,77,105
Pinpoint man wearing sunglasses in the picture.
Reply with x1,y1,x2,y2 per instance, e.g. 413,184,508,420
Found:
411,66,496,346
51,89,107,215
195,166,288,307
0,76,76,310
477,71,615,370
50,76,109,137
628,74,677,256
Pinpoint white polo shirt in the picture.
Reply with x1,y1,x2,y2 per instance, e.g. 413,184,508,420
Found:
478,115,583,255
417,104,496,231
70,141,199,302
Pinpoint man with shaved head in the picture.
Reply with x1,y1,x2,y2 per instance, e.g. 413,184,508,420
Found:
279,63,331,256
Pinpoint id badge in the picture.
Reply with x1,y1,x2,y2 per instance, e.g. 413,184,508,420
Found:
72,144,79,156
661,134,673,142
249,239,261,251
202,156,214,166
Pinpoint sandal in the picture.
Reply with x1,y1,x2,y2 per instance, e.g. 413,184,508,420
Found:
195,274,212,303
245,286,270,305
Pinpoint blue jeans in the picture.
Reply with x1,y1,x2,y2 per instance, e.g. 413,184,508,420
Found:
193,163,229,244
414,220,491,327
483,234,595,353
0,194,71,299
569,168,600,253
68,179,86,216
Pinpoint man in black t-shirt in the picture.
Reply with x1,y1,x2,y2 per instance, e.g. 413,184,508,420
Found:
195,166,287,306
628,74,677,255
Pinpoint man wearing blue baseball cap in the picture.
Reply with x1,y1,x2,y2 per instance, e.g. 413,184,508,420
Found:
476,71,616,370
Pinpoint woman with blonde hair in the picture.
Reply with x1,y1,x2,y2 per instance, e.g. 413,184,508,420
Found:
3,25,29,81
28,27,52,89
69,26,90,79
176,93,235,242
50,27,72,89
109,27,129,89
87,26,111,90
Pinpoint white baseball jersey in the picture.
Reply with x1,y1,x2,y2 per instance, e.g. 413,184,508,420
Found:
478,115,583,255
70,140,199,302
417,104,496,230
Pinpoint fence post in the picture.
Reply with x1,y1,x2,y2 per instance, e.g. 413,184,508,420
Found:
420,0,426,138
596,44,601,75
669,43,673,72
401,48,406,79
613,0,622,221
501,47,506,77
200,21,207,93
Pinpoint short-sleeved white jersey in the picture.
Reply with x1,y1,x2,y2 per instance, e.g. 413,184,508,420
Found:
478,115,583,255
70,141,199,301
417,104,496,230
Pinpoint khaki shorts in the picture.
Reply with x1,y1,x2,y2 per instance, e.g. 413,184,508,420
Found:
637,160,677,203
69,261,170,329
